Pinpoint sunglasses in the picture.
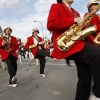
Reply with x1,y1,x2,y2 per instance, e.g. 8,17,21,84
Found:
33,31,38,33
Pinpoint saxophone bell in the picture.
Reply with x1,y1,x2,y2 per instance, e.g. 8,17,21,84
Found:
0,26,11,52
2,35,11,52
57,25,97,51
94,32,100,45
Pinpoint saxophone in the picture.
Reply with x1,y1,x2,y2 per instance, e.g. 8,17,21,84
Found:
0,26,11,52
94,32,100,45
29,40,48,49
57,4,100,51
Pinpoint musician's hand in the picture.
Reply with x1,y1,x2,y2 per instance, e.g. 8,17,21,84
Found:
2,40,8,45
97,37,100,42
50,43,54,46
7,48,12,52
74,17,84,28
38,41,45,45
29,44,37,49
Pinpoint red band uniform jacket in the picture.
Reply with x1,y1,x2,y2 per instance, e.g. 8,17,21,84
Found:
47,3,85,59
25,36,48,58
0,36,19,60
84,13,100,44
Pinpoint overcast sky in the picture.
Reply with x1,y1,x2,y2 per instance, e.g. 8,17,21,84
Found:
0,0,97,42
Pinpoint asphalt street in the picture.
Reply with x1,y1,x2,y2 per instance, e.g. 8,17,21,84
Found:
0,57,79,100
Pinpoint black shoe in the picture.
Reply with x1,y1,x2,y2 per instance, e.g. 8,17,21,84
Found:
67,64,71,66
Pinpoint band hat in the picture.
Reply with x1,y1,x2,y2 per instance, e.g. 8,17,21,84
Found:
32,28,39,33
87,0,99,9
4,27,12,33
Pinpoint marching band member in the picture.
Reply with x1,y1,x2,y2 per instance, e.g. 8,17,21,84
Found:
0,50,2,70
17,38,23,65
85,0,100,45
0,49,6,70
25,28,50,77
84,1,100,100
44,39,51,51
0,27,19,87
47,0,100,100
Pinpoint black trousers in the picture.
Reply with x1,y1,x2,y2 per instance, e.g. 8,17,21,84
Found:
74,60,92,100
36,49,50,74
66,42,100,99
4,54,17,84
65,58,70,65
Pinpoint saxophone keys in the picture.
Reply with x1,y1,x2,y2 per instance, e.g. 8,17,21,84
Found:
71,35,80,40
66,40,74,46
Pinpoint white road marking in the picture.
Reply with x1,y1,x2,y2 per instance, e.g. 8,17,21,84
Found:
17,61,75,66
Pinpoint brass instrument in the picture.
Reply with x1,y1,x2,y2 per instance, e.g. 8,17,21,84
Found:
57,3,100,51
93,0,100,46
94,32,100,45
29,40,47,49
0,26,11,52
29,43,37,49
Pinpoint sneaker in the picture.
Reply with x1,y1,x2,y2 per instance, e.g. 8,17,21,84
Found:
40,74,46,77
9,84,17,87
12,77,17,84
90,94,100,100
36,63,39,66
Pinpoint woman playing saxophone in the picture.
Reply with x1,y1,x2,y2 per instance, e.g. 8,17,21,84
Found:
0,26,11,52
0,27,19,87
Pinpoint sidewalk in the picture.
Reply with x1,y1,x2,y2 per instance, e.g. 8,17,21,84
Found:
0,58,77,100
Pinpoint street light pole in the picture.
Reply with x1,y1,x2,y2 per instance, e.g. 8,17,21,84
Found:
34,20,44,39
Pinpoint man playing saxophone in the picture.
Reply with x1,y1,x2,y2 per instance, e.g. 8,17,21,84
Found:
47,0,100,100
83,1,100,99
0,27,19,87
